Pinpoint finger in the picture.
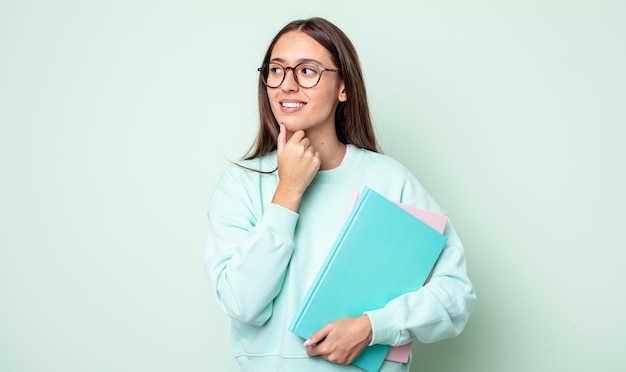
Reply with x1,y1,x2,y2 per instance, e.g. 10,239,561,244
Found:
299,137,311,149
303,325,330,347
276,124,286,154
289,129,306,144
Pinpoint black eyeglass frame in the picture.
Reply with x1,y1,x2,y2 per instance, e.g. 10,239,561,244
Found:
257,62,341,89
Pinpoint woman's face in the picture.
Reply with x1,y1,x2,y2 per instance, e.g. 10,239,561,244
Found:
266,31,346,136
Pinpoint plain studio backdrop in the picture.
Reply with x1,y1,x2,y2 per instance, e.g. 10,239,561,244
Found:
1,1,624,371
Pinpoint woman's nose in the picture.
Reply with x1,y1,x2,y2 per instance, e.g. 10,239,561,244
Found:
280,68,299,92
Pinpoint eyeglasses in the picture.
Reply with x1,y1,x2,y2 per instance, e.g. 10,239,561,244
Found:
258,62,341,89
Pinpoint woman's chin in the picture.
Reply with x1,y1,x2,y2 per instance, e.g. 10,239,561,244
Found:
279,121,303,133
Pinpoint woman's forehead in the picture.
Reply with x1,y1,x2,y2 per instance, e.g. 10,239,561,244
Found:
270,31,333,65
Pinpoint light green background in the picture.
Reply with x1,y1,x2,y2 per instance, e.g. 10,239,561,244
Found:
1,1,624,371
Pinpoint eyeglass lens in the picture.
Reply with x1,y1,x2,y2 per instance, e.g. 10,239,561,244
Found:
263,63,322,88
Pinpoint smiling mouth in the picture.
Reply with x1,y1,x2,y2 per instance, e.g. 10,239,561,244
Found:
281,102,306,108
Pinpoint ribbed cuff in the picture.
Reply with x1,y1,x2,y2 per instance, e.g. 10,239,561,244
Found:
364,307,401,346
256,202,299,239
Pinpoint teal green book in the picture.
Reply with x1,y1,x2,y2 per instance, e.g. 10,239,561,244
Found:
288,186,448,371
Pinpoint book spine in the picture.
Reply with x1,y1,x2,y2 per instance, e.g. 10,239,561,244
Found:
288,188,372,334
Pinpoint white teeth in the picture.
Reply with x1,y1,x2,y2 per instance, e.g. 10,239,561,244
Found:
281,102,305,108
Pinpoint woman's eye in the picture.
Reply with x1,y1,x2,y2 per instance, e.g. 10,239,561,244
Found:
300,66,319,76
269,66,283,75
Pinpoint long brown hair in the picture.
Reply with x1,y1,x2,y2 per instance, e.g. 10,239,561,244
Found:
243,17,380,160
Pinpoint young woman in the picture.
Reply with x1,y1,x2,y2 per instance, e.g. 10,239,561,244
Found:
205,17,476,371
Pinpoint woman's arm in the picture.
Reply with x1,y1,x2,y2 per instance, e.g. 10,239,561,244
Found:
205,125,321,326
205,165,298,326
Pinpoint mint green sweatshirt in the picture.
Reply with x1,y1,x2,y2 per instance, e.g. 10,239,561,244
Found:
205,145,475,371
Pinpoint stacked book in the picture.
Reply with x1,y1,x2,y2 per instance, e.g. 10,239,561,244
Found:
289,186,448,371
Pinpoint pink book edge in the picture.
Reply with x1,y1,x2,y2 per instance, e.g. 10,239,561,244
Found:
349,191,448,363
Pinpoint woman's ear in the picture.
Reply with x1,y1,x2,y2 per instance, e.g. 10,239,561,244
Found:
338,81,347,102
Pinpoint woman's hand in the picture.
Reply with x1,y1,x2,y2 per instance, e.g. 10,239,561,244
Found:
304,315,373,365
272,124,321,212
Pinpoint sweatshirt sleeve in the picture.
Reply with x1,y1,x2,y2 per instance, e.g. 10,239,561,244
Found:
204,165,298,326
364,172,476,345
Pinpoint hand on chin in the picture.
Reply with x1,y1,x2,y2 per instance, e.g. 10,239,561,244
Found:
279,121,304,137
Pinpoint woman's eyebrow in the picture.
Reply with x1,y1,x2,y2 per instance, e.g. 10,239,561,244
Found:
269,57,324,65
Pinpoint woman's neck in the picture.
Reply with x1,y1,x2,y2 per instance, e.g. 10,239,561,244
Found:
317,139,347,170
304,129,346,170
